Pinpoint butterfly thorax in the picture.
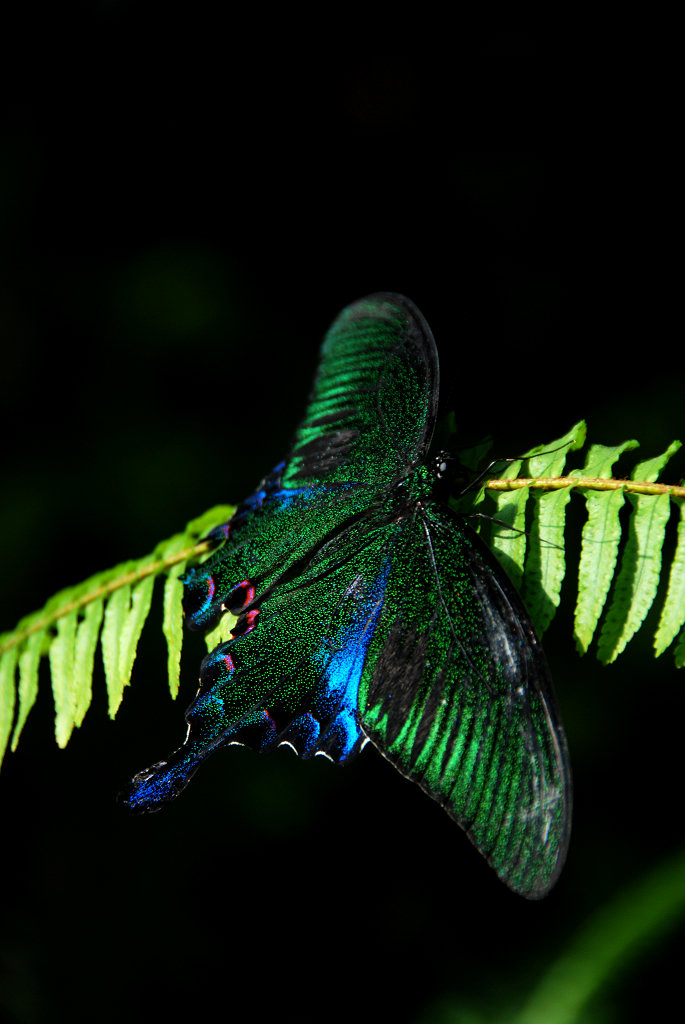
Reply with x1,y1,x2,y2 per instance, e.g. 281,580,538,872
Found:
390,462,434,510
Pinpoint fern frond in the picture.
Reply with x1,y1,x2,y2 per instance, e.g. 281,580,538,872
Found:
0,505,234,769
2,422,684,770
474,429,684,667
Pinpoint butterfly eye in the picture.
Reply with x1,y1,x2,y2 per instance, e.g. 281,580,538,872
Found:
434,453,453,482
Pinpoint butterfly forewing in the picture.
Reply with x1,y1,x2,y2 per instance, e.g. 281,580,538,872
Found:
281,293,439,489
178,294,440,634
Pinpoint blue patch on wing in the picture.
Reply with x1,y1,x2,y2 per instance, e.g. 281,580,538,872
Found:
196,561,391,765
303,560,391,763
123,559,390,813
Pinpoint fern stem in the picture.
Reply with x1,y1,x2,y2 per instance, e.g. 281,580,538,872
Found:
0,539,213,657
486,476,685,499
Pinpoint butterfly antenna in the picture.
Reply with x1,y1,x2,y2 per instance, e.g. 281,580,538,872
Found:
466,512,565,552
458,439,576,498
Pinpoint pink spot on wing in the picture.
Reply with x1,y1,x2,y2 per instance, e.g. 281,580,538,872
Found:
238,580,255,606
244,609,260,632
228,606,261,639
222,653,235,673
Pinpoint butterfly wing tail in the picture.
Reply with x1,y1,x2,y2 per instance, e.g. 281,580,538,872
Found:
118,737,208,813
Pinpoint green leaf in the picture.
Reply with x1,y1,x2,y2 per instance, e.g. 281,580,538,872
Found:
675,627,685,669
654,499,685,657
0,647,19,767
483,455,527,585
632,439,682,483
73,598,105,728
155,506,235,698
514,845,685,1024
574,438,640,480
525,420,587,476
101,578,132,717
204,610,237,652
50,609,79,748
184,505,235,551
162,562,186,700
572,440,640,655
521,422,586,634
102,575,156,719
597,440,681,664
117,576,155,709
455,435,493,474
11,628,48,750
522,487,573,636
488,485,529,588
597,490,670,663
574,489,626,655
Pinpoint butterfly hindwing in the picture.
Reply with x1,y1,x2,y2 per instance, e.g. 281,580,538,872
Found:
358,501,571,899
121,511,393,809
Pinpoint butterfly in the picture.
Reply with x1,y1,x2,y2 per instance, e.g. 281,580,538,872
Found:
120,293,571,899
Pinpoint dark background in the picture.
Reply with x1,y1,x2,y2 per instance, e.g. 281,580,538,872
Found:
1,10,682,1023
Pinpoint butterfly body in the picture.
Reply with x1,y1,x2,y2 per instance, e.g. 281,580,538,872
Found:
121,294,571,899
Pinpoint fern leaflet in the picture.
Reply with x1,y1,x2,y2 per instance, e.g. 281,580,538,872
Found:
655,500,685,664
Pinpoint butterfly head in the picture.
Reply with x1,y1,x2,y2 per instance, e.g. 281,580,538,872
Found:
431,450,460,503
434,451,452,480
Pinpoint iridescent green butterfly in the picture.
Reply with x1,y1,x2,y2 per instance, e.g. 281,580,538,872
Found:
121,293,571,899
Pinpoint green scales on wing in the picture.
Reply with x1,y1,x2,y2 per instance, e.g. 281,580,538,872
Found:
120,293,571,900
